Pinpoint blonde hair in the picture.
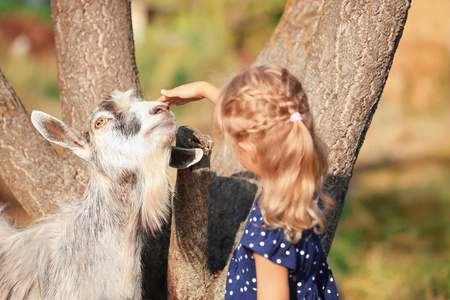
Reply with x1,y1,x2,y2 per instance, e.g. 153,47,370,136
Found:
214,65,335,243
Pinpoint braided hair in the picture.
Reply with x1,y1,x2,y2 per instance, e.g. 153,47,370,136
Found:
214,65,334,243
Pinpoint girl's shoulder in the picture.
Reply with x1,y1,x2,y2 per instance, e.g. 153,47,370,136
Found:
241,203,322,271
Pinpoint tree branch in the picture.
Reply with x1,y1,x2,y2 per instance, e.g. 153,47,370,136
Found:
303,0,411,254
0,69,83,218
256,0,324,74
50,0,141,129
167,126,214,299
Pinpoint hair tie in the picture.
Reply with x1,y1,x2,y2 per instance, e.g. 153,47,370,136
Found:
289,112,302,122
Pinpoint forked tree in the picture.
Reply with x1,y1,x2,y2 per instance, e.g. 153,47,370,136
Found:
0,0,411,299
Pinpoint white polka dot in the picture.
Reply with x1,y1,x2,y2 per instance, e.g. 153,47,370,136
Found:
313,276,315,281
245,254,248,259
297,290,301,293
261,231,266,236
297,282,302,287
280,243,286,248
313,261,317,265
264,254,268,258
249,243,254,248
228,279,232,283
306,254,310,259
246,281,249,285
330,278,334,282
259,241,265,247
236,275,240,280
242,269,245,273
244,287,248,291
286,251,291,255
245,229,249,234
319,270,323,274
273,239,277,244
229,291,233,295
327,289,331,294
240,288,243,292
253,217,257,222
300,250,305,255
276,259,281,264
252,278,256,283
251,232,254,236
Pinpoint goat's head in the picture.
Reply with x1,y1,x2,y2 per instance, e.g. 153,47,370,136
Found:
30,90,203,231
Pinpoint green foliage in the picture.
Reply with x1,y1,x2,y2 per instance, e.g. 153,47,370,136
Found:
329,162,450,299
135,0,286,101
0,0,52,22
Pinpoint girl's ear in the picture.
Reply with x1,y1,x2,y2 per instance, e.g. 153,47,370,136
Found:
237,141,259,163
31,111,90,159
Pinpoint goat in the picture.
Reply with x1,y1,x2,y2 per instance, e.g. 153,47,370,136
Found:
0,90,202,299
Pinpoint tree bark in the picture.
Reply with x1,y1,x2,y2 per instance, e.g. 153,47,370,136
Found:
302,0,411,254
0,69,83,218
167,126,214,299
51,0,141,130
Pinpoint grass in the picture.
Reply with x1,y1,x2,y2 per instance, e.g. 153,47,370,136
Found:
328,159,450,299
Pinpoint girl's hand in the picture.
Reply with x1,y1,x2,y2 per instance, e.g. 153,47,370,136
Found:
156,81,220,105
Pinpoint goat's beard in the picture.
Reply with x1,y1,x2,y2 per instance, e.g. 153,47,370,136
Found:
140,149,171,235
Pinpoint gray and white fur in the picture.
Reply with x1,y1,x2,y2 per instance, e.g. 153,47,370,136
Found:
0,90,202,299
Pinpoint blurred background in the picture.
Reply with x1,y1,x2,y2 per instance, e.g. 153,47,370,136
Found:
0,0,448,299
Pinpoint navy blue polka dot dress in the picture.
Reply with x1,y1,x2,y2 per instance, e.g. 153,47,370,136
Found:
225,197,339,299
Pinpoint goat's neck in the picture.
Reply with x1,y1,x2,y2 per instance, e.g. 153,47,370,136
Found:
76,154,171,236
74,170,143,240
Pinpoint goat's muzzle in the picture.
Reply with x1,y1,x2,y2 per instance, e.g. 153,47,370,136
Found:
150,104,169,115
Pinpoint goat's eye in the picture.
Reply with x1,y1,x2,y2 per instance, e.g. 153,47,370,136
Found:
95,118,109,129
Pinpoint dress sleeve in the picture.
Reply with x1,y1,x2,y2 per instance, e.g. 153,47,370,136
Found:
240,206,298,271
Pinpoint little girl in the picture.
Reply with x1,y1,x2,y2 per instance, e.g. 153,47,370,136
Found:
158,66,339,299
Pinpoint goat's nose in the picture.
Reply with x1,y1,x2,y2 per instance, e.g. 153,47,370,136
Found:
150,104,169,115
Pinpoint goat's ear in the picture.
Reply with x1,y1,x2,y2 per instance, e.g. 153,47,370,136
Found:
169,146,203,169
31,111,89,157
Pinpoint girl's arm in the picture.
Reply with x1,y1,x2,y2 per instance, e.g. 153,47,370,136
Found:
254,252,289,300
156,81,220,105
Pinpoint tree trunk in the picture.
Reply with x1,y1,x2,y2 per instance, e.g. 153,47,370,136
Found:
0,70,82,217
51,0,141,130
0,0,411,299
167,126,214,299
301,0,411,255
